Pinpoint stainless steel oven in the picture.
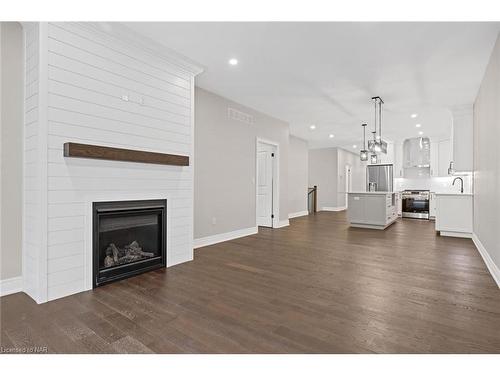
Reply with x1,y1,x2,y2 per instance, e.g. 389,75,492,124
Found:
401,190,430,219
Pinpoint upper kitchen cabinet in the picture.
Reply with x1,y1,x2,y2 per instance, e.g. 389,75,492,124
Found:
430,138,452,177
393,140,403,177
438,139,452,176
451,105,473,172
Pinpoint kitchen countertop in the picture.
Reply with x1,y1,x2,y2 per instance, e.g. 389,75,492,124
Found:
348,191,472,196
433,193,473,196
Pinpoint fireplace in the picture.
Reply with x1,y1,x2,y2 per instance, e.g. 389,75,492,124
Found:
93,199,167,287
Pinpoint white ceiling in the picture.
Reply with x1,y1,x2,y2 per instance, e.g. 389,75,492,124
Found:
125,22,500,149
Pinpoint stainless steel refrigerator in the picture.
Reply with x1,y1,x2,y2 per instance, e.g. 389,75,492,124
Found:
366,164,394,192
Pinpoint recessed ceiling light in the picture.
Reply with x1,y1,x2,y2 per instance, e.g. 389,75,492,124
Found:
418,131,424,135
416,123,422,128
353,145,357,149
329,134,335,138
228,58,238,66
411,113,418,118
309,125,316,130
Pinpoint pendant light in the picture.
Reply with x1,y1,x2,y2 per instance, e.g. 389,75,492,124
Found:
363,96,387,158
360,123,368,161
371,100,379,164
368,98,377,152
368,131,377,152
368,96,387,154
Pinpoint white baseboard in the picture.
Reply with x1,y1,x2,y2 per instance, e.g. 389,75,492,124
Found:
288,210,309,219
0,276,23,297
275,219,289,228
472,233,500,288
194,226,258,249
440,231,472,239
321,206,346,212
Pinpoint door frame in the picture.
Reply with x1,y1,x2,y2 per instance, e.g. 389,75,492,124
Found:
345,164,352,208
255,138,280,228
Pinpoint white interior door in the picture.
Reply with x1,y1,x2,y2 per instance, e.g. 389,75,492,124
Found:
257,142,275,227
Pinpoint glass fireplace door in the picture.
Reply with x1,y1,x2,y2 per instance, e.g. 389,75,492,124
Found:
93,200,166,287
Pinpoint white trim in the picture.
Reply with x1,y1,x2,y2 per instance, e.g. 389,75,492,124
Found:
194,226,258,249
439,231,472,239
0,24,2,300
0,277,23,297
288,210,309,219
275,219,290,228
256,138,280,228
321,206,347,211
472,233,500,288
37,22,49,304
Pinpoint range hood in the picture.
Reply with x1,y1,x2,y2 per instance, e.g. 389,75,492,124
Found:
403,137,431,168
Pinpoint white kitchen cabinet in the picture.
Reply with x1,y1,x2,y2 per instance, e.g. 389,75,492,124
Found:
451,105,473,172
429,192,436,219
435,194,472,237
393,141,404,178
438,140,452,176
430,141,439,177
430,139,452,177
396,192,402,216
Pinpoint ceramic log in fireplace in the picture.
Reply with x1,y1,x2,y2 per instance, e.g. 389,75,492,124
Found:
93,199,166,287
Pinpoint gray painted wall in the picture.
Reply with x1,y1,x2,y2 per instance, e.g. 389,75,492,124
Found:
473,33,500,271
194,87,290,239
1,22,23,280
308,148,338,209
288,136,308,215
309,147,366,210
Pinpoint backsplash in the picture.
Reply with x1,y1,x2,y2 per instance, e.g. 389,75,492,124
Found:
394,173,473,194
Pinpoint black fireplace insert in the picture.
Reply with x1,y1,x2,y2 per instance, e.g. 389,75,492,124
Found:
93,199,166,287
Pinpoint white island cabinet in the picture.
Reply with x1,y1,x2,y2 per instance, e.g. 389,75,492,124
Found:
348,192,397,230
435,193,473,238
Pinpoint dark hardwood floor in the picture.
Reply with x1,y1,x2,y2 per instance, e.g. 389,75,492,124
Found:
2,211,500,353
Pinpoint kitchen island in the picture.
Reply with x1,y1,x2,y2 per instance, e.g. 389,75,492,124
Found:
347,192,398,230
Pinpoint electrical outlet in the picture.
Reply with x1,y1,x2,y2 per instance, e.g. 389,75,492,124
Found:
212,217,217,225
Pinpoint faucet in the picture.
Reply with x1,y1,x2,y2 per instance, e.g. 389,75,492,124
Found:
452,177,464,193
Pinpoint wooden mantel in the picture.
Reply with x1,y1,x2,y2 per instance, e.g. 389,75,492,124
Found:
63,142,189,166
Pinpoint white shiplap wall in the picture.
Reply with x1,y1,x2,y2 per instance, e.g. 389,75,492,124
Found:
23,22,201,302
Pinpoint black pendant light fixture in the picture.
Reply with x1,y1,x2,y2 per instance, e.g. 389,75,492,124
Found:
360,123,368,161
